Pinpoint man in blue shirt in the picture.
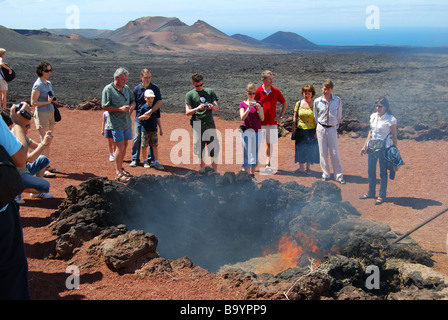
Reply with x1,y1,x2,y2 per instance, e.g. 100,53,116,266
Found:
130,68,162,167
0,103,31,299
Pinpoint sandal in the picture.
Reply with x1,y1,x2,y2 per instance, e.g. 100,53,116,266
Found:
360,194,375,200
46,166,60,173
121,168,132,177
375,197,385,205
115,172,130,183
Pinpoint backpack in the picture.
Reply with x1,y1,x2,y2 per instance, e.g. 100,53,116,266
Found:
1,64,16,82
0,144,24,208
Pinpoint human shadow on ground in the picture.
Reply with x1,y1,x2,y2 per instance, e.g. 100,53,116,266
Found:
54,171,98,182
385,196,443,210
29,270,103,300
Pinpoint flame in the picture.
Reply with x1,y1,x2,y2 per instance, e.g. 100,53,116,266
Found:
255,232,322,275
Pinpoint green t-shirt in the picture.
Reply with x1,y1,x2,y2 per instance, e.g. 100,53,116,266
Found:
101,82,135,130
185,88,218,124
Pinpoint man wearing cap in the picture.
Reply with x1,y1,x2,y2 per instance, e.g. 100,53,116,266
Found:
131,68,162,167
185,73,219,171
101,67,136,183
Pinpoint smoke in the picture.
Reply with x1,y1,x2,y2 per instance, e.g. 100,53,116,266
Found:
115,169,411,274
118,170,285,272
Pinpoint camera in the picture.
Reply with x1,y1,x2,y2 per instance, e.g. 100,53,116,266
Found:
49,91,57,102
16,104,32,120
19,109,32,120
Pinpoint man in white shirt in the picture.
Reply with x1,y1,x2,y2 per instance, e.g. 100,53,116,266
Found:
314,79,345,184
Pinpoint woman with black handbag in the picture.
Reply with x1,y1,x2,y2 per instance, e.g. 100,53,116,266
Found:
292,84,319,175
360,97,398,205
30,60,59,177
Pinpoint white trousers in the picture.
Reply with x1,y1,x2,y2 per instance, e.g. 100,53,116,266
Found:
316,124,344,180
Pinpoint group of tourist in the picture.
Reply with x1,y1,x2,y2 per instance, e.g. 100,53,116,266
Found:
0,55,401,299
100,67,398,205
101,67,164,183
0,59,59,203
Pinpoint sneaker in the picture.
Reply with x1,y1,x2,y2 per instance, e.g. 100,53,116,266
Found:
109,154,115,162
152,163,164,170
15,195,25,204
130,161,138,167
321,177,330,181
143,161,150,168
338,179,346,184
30,193,54,199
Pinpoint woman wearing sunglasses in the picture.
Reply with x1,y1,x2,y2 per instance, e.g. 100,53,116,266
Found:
239,83,264,180
360,97,398,205
30,60,58,177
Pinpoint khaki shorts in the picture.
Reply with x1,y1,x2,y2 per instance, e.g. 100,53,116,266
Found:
262,125,278,144
34,110,55,129
0,79,7,91
141,131,158,147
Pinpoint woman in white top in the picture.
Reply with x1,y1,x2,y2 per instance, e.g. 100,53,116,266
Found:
360,97,398,205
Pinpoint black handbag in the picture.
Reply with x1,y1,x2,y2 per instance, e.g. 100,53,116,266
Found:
1,64,16,82
367,139,386,154
0,144,24,208
54,106,61,122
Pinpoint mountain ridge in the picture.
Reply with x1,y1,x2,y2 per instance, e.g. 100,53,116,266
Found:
2,16,447,57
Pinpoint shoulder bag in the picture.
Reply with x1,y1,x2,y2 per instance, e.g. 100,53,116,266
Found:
0,144,24,208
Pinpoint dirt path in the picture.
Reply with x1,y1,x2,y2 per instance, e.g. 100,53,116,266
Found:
21,108,448,299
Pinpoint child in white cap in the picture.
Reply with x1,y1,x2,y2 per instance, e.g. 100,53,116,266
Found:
137,89,164,169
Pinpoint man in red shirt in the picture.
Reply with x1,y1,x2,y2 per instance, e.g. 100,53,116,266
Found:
255,70,287,171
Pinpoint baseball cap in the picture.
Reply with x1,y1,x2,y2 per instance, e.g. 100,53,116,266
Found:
144,89,155,98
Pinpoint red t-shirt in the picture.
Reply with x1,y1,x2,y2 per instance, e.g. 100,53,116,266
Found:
255,85,286,126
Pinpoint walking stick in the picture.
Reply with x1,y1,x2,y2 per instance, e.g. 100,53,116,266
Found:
393,207,448,244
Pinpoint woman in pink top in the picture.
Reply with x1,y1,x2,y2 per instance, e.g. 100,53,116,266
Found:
239,83,264,177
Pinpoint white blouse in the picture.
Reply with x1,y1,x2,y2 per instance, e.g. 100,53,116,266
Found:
369,112,397,147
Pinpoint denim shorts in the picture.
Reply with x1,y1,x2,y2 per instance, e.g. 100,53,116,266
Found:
104,129,113,139
111,128,133,142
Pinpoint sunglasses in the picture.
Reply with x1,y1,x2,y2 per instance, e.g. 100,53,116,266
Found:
376,104,386,108
194,83,203,88
247,92,256,95
43,69,52,73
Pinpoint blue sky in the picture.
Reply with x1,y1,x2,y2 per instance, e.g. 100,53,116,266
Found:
1,0,447,46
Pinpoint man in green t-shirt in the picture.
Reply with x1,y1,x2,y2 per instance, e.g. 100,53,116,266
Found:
185,73,219,171
102,67,136,183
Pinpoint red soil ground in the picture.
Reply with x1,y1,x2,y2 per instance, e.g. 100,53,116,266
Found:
20,107,448,300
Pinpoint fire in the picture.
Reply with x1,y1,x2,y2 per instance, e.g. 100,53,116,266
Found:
255,232,321,275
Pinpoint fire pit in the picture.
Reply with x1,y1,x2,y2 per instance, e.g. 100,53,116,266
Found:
49,169,448,299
